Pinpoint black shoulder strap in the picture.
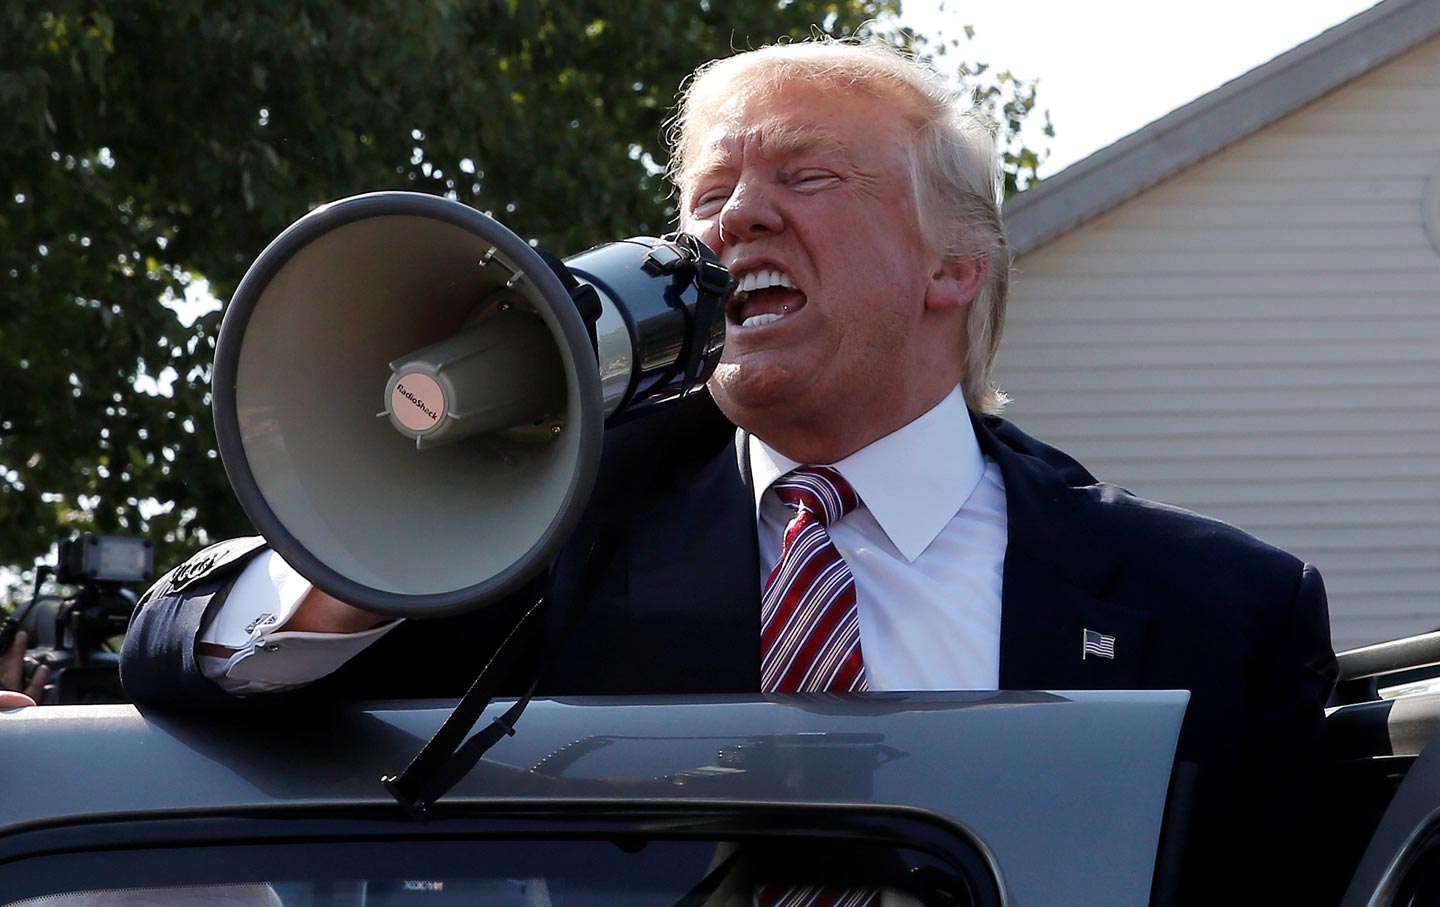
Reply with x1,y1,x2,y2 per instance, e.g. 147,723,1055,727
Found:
380,589,548,818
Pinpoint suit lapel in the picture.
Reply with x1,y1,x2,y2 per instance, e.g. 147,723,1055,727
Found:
977,417,1151,690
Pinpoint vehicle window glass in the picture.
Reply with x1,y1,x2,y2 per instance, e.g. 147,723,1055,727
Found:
0,836,991,907
9,886,283,906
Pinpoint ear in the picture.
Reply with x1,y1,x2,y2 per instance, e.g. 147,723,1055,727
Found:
924,252,986,312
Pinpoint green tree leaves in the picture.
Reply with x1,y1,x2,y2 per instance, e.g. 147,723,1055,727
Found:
0,1,1044,580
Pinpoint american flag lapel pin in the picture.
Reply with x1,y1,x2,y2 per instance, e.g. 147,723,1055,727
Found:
1082,628,1116,660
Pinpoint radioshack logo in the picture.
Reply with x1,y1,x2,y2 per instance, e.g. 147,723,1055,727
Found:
401,880,445,892
389,372,446,432
396,384,438,421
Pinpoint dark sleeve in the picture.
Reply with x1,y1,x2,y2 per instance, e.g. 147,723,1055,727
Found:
1257,564,1338,811
1237,563,1338,904
119,541,270,712
119,538,542,710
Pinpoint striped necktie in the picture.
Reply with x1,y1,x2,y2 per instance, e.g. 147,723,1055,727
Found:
760,466,869,694
758,470,880,907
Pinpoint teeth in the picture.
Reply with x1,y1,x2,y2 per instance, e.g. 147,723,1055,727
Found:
733,268,798,328
736,269,795,293
742,312,784,328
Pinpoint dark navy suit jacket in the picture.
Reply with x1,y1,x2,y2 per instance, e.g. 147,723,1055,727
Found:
121,403,1336,903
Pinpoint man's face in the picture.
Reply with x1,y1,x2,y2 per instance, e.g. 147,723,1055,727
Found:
680,80,967,458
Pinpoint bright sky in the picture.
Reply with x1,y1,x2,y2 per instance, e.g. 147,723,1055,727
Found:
901,0,1385,177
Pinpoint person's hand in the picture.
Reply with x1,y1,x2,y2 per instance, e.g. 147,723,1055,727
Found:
1,629,50,708
284,587,391,634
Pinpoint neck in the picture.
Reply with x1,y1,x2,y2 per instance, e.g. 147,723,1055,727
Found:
751,381,959,464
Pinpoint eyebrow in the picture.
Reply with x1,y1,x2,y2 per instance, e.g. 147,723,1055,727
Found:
756,122,848,160
682,122,849,189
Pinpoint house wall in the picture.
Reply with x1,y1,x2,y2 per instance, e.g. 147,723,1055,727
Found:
996,36,1440,649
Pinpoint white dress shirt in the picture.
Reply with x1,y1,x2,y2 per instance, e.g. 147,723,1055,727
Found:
200,386,1007,693
751,385,1006,691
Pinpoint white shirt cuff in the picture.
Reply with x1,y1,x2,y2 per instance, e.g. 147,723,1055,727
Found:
197,549,400,694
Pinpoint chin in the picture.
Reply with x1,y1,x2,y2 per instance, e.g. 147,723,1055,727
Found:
708,362,807,431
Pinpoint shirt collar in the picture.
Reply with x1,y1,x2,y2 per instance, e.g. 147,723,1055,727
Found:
749,385,986,562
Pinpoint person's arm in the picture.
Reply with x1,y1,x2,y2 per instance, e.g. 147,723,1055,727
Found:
119,539,398,708
194,549,399,695
1237,562,1338,904
1256,564,1336,810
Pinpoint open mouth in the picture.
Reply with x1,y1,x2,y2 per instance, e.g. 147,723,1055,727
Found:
728,268,806,328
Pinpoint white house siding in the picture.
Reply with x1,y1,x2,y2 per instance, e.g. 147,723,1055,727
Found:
996,36,1440,650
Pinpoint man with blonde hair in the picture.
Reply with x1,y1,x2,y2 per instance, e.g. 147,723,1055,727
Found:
123,38,1334,905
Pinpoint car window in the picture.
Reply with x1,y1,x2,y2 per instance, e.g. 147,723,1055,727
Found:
8,886,282,907
0,835,993,907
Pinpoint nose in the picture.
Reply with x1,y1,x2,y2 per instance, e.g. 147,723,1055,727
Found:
718,177,783,244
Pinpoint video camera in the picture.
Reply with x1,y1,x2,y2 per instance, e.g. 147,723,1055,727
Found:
0,534,154,704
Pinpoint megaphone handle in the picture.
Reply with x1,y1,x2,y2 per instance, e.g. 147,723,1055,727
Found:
651,233,731,387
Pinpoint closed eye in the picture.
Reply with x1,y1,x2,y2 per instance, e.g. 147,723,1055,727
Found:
788,170,841,192
690,187,733,217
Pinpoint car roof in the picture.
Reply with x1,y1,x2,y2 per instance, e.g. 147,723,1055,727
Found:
0,690,1187,906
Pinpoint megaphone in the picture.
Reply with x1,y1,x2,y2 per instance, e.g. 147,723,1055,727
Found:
212,191,731,619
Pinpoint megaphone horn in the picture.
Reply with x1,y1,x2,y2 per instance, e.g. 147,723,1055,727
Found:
212,191,732,618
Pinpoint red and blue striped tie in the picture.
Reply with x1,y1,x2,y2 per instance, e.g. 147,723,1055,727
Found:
757,469,880,907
